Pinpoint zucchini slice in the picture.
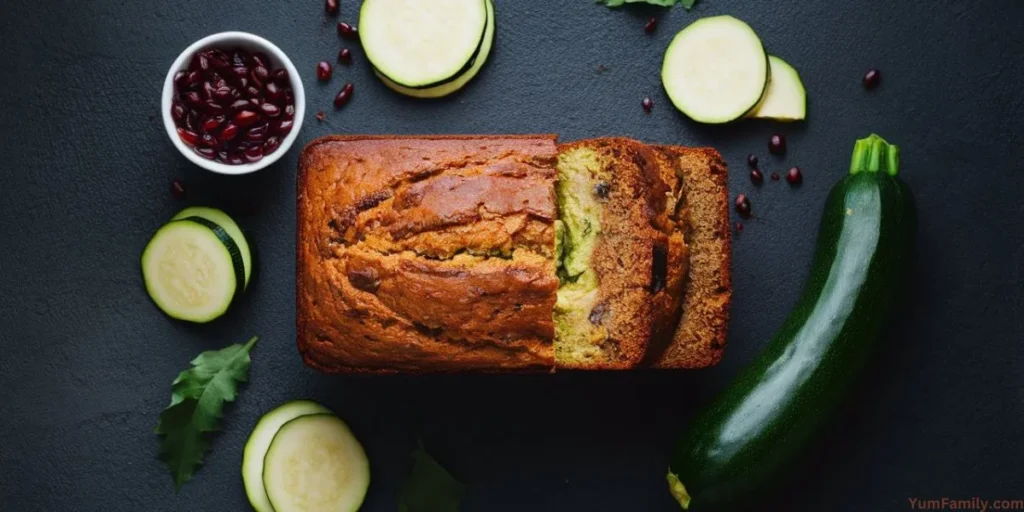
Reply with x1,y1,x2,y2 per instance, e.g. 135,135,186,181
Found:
748,56,807,121
243,400,332,512
171,206,253,288
360,0,488,88
141,218,244,323
376,0,495,98
661,15,769,124
263,413,370,512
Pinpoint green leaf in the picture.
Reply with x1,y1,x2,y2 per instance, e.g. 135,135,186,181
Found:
596,0,699,9
155,336,258,490
398,442,465,512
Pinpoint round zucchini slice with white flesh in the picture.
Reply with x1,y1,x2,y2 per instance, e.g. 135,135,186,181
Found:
141,218,245,323
376,0,495,98
263,413,370,512
748,55,807,121
171,206,252,288
662,15,769,124
360,0,488,88
243,400,333,512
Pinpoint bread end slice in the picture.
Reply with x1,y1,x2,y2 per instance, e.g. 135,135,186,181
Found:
653,146,731,368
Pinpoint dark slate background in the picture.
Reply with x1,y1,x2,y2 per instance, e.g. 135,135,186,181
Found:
1,0,1022,510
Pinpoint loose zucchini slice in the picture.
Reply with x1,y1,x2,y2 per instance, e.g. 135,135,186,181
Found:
171,206,253,288
360,0,488,88
748,56,807,121
376,0,495,98
661,15,769,124
141,218,244,323
243,400,332,512
263,413,370,512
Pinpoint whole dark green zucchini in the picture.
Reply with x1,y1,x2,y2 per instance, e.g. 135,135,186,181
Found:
667,134,915,510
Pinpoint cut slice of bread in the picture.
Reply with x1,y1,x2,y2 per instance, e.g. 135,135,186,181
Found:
650,146,732,368
554,138,688,369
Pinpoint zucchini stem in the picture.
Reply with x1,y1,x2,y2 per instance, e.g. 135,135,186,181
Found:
850,133,900,176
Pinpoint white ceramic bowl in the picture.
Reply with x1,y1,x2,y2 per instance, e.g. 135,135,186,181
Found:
161,31,305,175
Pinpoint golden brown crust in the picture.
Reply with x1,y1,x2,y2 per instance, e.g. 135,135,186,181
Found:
652,146,732,368
555,138,688,369
297,135,560,373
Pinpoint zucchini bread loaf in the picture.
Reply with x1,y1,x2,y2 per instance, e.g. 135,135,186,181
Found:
296,135,730,372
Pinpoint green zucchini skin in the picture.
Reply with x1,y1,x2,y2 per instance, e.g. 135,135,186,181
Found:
667,135,915,510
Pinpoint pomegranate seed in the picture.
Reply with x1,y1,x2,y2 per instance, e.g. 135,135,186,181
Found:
316,61,332,81
199,132,219,148
863,69,881,89
735,222,743,233
316,111,326,122
173,71,188,89
244,146,264,162
235,110,259,127
249,98,262,108
284,104,295,119
213,87,233,102
204,100,225,114
177,127,199,146
642,97,653,113
229,99,251,112
735,194,751,218
251,52,271,69
231,49,250,67
264,82,284,103
644,17,657,34
186,71,203,88
338,48,353,65
251,66,269,88
209,49,231,67
246,123,269,141
264,136,282,155
334,83,354,108
220,123,239,141
202,115,224,132
786,167,803,185
260,103,281,118
228,66,249,83
274,119,294,136
190,53,209,72
246,86,261,98
227,153,245,165
183,91,204,109
170,179,186,199
272,69,290,86
337,22,358,40
770,172,780,181
325,0,339,14
207,53,229,70
201,81,217,101
194,146,217,160
768,134,786,155
171,102,187,122
747,154,758,168
750,169,763,184
185,111,199,132
283,89,294,105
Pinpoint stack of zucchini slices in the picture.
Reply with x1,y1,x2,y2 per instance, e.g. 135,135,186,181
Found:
243,400,370,512
661,15,807,124
141,207,253,323
360,0,496,98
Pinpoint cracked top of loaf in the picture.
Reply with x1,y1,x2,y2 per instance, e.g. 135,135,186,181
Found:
297,135,560,373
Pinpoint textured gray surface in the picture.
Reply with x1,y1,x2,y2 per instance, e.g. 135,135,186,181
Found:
1,0,1022,510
